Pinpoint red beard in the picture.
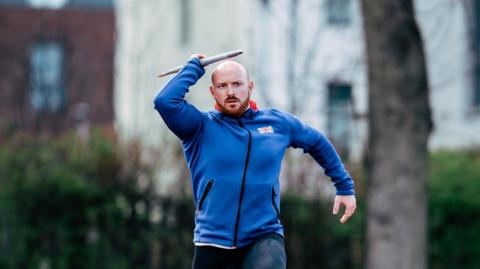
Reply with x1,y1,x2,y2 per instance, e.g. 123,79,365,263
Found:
214,99,258,115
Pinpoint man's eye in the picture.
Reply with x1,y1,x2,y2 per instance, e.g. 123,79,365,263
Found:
233,82,241,87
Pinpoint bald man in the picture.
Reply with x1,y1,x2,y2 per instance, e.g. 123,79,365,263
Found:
154,54,356,269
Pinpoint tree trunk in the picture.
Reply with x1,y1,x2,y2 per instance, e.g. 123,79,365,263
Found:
361,1,432,269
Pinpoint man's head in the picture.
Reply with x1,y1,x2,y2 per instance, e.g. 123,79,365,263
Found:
210,60,254,117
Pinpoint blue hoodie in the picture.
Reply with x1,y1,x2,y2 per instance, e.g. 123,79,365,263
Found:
154,58,355,248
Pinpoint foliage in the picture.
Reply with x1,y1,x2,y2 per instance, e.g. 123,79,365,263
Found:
428,150,480,269
282,192,365,269
0,132,156,269
0,133,479,268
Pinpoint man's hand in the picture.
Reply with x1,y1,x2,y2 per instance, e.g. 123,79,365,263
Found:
189,53,207,61
332,195,356,224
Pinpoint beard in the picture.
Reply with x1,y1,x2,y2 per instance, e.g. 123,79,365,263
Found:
216,96,250,117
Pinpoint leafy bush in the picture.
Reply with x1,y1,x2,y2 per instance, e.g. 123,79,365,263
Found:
0,132,155,269
0,132,479,268
282,193,365,269
428,150,480,269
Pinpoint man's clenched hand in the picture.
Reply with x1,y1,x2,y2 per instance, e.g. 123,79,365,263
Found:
189,53,206,60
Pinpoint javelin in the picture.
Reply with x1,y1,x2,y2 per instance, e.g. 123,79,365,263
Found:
157,50,243,77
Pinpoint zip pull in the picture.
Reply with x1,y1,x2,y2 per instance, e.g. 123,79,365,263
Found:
196,179,214,214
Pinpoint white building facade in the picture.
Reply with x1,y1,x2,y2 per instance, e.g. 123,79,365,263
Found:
415,0,480,149
114,0,480,191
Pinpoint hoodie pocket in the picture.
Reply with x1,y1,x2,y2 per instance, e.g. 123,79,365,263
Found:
271,186,280,219
196,179,214,214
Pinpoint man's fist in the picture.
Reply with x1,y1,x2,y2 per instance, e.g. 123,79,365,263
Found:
189,53,206,60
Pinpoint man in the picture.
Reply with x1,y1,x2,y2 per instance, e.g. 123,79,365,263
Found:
154,54,356,269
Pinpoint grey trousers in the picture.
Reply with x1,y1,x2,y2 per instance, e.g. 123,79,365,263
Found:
192,233,287,269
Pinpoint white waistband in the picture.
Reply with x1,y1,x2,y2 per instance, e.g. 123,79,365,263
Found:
194,242,237,249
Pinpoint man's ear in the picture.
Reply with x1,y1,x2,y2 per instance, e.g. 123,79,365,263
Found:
209,86,215,99
248,80,254,94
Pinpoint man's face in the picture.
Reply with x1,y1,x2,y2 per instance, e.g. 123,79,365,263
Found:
210,61,253,117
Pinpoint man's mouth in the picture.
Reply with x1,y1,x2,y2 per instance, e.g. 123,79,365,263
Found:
226,99,239,104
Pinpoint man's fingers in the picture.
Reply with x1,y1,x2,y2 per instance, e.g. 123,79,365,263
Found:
340,211,352,223
333,195,357,223
340,214,347,223
332,200,340,215
340,204,356,224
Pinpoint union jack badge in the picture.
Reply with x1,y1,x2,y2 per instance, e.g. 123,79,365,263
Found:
257,126,274,134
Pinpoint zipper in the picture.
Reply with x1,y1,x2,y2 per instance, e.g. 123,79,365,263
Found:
271,187,280,219
233,119,252,247
196,180,214,214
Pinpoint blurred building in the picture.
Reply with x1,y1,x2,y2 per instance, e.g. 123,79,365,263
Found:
113,0,367,166
415,0,480,150
254,0,480,158
0,0,115,137
253,0,368,161
115,0,480,182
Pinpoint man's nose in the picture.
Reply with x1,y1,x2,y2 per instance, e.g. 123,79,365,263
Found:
226,84,234,94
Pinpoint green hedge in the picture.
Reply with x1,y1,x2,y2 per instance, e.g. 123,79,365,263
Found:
428,150,480,269
0,133,156,268
0,133,478,268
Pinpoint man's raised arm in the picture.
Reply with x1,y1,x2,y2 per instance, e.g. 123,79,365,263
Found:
154,56,205,141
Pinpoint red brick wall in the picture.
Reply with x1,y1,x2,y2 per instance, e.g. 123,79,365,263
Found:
0,7,115,135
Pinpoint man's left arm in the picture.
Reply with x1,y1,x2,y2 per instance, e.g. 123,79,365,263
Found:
284,112,356,223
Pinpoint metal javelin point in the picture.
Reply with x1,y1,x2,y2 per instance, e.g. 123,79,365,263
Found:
157,50,243,78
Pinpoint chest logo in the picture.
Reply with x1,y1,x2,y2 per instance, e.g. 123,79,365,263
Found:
257,126,274,134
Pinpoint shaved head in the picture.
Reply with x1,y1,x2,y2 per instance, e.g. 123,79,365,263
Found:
211,60,249,84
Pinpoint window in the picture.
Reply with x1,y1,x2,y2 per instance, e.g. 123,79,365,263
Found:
67,0,113,9
327,82,352,158
29,41,66,112
327,0,351,25
27,0,67,9
179,0,191,45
